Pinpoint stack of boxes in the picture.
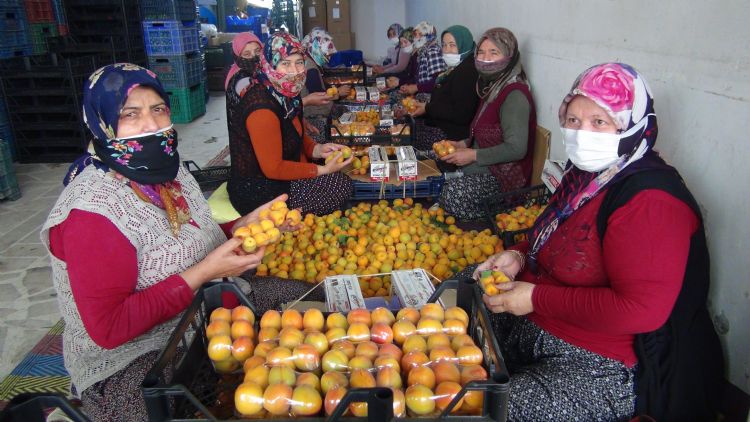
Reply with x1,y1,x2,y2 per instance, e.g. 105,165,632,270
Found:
1,0,32,59
24,0,57,55
141,0,206,123
301,0,353,49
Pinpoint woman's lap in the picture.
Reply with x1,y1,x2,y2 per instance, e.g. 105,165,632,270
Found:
439,173,501,220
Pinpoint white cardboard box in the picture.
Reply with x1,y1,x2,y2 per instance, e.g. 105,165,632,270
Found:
369,147,389,181
541,159,564,193
354,86,367,102
396,146,418,180
367,86,380,102
391,269,442,309
323,274,366,312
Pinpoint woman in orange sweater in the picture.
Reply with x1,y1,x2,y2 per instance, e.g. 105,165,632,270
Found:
227,33,353,215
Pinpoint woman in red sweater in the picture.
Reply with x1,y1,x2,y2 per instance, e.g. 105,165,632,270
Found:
227,33,353,216
473,63,723,420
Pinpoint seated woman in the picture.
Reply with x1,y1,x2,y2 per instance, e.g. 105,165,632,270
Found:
41,64,322,421
438,28,536,220
382,27,416,88
225,32,262,144
398,21,447,96
227,33,353,216
473,63,724,421
301,28,351,118
408,25,479,150
382,23,403,65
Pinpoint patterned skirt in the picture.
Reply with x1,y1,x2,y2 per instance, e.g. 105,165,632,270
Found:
288,172,353,216
413,119,447,151
439,173,501,220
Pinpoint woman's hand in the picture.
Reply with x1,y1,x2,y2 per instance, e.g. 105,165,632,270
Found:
337,85,352,98
399,84,418,95
181,238,266,290
448,139,468,150
303,92,332,107
482,281,535,316
442,148,477,166
312,143,345,159
410,101,427,117
372,65,384,74
303,118,320,135
472,250,524,281
231,194,289,233
317,152,353,176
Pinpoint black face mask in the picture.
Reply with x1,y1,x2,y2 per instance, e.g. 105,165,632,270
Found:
236,56,260,74
93,126,180,185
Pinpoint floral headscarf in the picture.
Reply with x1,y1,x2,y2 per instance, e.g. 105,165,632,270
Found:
399,27,415,45
225,32,262,91
66,63,191,236
414,21,437,48
258,33,306,119
527,63,673,269
302,29,336,68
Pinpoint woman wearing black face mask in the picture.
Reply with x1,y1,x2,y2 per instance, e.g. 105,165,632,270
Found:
437,27,537,220
226,33,263,148
42,64,291,420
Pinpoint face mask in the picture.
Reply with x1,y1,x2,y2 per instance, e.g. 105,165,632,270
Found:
443,53,461,67
402,44,414,54
98,126,180,184
269,70,306,98
389,37,399,46
237,56,259,73
413,37,427,49
475,56,511,76
561,128,621,172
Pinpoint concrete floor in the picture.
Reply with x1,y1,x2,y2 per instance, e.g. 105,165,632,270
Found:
0,92,229,380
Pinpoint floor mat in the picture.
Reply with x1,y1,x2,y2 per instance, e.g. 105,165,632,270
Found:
0,319,69,411
205,145,230,167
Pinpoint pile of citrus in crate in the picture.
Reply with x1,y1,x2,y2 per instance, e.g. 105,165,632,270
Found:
495,204,547,232
205,305,492,417
255,199,503,296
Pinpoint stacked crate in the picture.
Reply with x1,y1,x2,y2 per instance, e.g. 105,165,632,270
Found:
142,0,206,123
1,0,33,59
23,0,57,55
0,54,98,162
53,0,146,66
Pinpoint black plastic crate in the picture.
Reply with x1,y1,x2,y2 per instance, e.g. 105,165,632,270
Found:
483,184,551,247
142,278,510,421
326,113,415,146
0,393,89,422
140,0,197,21
183,160,229,192
322,62,367,87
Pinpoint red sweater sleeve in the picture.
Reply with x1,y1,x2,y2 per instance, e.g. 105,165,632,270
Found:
246,109,318,180
531,190,698,334
48,209,195,349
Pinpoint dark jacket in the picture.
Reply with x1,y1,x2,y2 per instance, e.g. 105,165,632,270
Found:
424,53,480,140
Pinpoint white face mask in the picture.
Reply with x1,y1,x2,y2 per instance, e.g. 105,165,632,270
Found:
413,37,427,49
402,44,414,54
561,128,622,172
389,37,399,46
442,53,461,67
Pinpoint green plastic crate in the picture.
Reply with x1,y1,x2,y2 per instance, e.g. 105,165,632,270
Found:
166,82,205,124
29,22,57,54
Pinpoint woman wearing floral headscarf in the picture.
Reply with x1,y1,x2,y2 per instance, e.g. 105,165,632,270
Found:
408,25,479,150
471,63,723,420
438,28,536,220
380,27,416,86
300,28,351,118
398,21,447,95
40,63,298,420
227,33,353,217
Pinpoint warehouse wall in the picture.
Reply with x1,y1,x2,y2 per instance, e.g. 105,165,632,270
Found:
350,0,406,63
398,0,750,393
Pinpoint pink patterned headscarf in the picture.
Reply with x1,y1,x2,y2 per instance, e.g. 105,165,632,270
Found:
225,32,262,90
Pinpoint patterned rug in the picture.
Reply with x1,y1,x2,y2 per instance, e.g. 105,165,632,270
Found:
205,145,230,167
0,319,69,411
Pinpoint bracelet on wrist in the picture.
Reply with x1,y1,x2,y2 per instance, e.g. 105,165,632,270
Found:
507,250,526,271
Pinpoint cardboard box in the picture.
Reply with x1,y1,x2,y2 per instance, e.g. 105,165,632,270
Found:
329,30,354,50
391,269,442,309
368,146,389,181
366,86,380,102
396,146,418,181
302,0,327,33
541,159,564,193
217,32,237,44
326,0,350,33
354,86,367,102
323,274,366,312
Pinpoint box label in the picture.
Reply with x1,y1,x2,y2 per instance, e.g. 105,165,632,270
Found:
376,77,386,90
324,275,365,312
391,269,441,308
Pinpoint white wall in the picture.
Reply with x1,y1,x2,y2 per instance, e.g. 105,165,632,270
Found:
351,0,406,63
396,0,750,393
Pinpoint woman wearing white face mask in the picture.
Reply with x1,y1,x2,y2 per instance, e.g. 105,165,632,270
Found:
407,25,479,150
397,21,447,95
376,27,415,84
438,28,536,220
382,23,403,66
227,33,353,217
470,63,723,421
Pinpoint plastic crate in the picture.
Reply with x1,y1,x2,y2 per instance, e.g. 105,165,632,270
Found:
203,46,223,69
483,184,552,247
148,51,203,89
166,82,205,123
322,62,367,85
1,5,27,30
28,21,56,54
183,160,229,192
328,49,363,67
352,175,444,200
140,0,197,21
326,113,415,146
143,19,200,56
0,393,89,421
23,0,53,22
1,122,18,165
142,279,510,421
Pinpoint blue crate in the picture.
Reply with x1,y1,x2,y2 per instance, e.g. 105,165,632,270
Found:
351,175,445,200
1,5,27,30
50,0,64,24
0,43,32,58
140,0,197,21
143,20,200,56
0,123,17,164
329,50,364,67
1,28,28,47
148,52,203,89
